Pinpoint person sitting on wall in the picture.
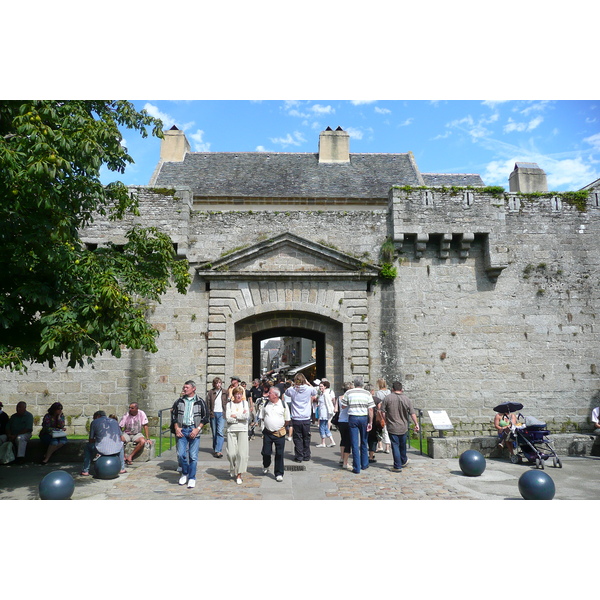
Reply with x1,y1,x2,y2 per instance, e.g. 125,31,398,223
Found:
39,402,68,465
119,402,150,465
590,405,600,456
6,401,34,464
592,406,600,434
494,410,517,457
0,402,9,444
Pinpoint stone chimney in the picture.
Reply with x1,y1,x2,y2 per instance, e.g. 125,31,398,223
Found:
159,126,190,162
509,162,548,193
318,126,350,163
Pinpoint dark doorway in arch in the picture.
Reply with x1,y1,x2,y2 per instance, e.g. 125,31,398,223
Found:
252,327,326,381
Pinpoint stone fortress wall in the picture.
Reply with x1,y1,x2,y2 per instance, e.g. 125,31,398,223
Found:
2,181,599,439
2,124,600,440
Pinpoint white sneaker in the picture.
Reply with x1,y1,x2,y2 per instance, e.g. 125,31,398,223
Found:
178,475,188,485
316,443,326,448
286,437,292,442
263,468,270,474
236,476,242,485
327,443,336,447
187,479,196,489
276,475,283,482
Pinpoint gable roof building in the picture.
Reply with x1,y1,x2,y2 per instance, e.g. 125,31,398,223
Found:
150,126,484,204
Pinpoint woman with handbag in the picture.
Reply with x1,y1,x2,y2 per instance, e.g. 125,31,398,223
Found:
226,386,250,485
39,402,68,465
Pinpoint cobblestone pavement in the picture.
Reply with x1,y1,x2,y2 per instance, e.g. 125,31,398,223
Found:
103,445,474,501
2,425,599,500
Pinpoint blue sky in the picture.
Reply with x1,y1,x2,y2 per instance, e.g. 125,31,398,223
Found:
106,100,600,192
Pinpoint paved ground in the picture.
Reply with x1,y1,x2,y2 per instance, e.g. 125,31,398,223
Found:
1,424,599,500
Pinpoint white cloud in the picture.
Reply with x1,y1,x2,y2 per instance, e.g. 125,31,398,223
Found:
311,104,334,115
481,100,510,109
547,158,598,189
398,117,413,127
144,102,176,129
345,126,365,140
188,129,210,152
483,159,516,186
270,131,307,147
351,100,376,105
143,103,195,133
504,116,544,133
375,107,391,115
519,101,551,116
483,155,599,190
446,115,491,140
584,132,600,152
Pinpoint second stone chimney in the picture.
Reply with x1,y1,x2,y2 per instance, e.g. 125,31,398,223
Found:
159,126,191,162
509,162,548,193
318,126,350,163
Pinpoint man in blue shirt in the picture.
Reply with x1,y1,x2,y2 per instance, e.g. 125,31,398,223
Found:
81,410,125,476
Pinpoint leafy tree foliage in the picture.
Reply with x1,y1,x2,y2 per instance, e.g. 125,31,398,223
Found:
0,101,191,371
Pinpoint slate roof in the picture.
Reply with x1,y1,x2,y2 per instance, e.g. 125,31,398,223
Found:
421,173,485,187
153,151,485,199
154,152,428,199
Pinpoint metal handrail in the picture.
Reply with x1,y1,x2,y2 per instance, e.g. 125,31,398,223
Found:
407,409,424,455
157,407,174,457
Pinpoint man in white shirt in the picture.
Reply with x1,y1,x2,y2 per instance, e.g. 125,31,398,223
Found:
260,387,291,482
340,376,374,474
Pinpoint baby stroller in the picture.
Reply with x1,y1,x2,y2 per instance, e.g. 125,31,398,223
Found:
511,414,562,469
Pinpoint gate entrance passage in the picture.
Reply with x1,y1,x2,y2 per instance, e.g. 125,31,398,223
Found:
253,326,325,381
234,311,343,392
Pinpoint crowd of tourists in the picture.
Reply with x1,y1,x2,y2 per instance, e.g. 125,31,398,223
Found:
0,373,420,489
173,373,420,489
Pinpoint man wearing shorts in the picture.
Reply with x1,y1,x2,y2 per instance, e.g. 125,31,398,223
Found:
119,402,150,465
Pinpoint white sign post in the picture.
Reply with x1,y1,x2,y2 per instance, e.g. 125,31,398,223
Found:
428,410,453,437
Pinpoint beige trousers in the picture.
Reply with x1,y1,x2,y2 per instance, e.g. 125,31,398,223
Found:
226,429,249,475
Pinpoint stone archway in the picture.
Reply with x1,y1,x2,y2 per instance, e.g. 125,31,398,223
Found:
199,232,380,391
235,311,343,389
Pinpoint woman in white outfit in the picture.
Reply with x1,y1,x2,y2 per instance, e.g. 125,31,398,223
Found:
226,386,250,484
315,380,336,448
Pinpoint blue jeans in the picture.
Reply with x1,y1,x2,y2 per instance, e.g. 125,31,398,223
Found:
348,415,369,473
83,442,124,473
176,427,200,480
210,412,225,453
318,419,332,439
389,432,408,469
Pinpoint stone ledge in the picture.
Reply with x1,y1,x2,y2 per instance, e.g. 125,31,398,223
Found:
9,439,155,464
427,433,599,459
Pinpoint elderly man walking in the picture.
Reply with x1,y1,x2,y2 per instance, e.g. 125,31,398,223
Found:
340,377,374,474
260,386,291,482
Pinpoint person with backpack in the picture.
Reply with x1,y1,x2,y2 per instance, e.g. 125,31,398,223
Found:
260,386,291,482
171,380,209,489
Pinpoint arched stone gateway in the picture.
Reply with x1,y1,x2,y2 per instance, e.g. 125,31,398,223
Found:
239,315,338,387
198,232,380,390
